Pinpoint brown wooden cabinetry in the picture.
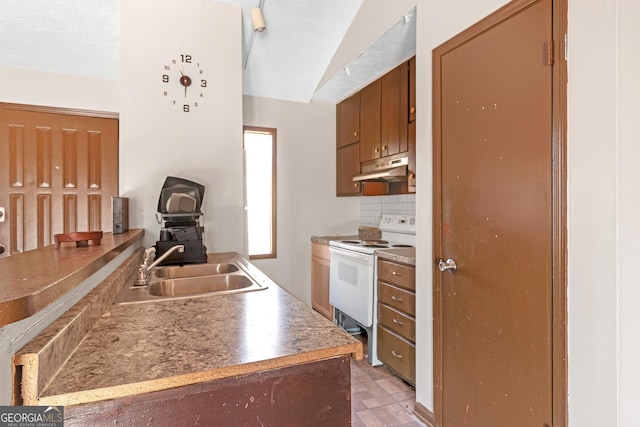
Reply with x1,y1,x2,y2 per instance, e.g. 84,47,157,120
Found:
359,79,382,163
408,120,416,192
409,56,416,122
377,258,416,385
336,93,361,197
380,62,409,158
335,56,416,197
337,93,360,148
311,242,333,320
336,143,361,196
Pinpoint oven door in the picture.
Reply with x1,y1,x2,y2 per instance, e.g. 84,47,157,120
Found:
329,246,375,327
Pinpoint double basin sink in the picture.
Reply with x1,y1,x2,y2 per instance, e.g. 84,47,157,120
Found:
115,261,267,304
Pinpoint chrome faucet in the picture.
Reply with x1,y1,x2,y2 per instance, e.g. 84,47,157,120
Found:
136,245,185,286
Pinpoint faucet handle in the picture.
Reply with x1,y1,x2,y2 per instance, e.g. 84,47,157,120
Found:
143,247,156,265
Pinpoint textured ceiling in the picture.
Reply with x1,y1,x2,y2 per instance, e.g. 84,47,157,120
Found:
0,0,415,104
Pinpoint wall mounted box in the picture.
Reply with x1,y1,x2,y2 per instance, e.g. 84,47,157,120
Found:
112,197,129,234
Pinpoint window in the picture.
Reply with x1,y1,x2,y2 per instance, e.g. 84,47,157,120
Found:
243,126,277,259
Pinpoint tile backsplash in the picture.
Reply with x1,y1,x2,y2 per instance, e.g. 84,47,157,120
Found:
360,194,416,226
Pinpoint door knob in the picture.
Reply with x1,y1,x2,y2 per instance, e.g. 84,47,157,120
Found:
438,258,457,273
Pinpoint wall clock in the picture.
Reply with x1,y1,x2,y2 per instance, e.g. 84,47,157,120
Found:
162,54,207,112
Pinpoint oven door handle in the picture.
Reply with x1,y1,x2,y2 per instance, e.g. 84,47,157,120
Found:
329,246,372,263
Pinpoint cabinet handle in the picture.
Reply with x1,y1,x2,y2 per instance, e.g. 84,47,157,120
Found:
382,145,387,151
408,173,415,179
353,183,358,188
353,131,358,137
392,350,403,359
392,318,404,326
391,295,403,302
391,271,403,277
374,148,379,153
410,106,416,114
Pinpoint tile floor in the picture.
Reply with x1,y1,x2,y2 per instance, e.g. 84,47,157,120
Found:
350,356,426,427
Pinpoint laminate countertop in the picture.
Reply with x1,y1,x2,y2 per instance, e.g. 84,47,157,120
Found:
0,229,144,327
310,234,359,245
375,247,416,266
15,252,363,407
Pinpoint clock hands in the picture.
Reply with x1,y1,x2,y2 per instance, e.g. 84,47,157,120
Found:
179,70,192,98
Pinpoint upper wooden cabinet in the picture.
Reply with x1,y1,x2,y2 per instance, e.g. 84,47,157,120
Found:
336,93,360,148
409,56,416,122
335,56,416,197
359,79,382,163
381,62,409,158
336,143,361,196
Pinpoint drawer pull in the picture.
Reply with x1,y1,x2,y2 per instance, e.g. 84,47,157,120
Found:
391,271,403,277
392,350,403,359
392,318,404,326
391,295,403,302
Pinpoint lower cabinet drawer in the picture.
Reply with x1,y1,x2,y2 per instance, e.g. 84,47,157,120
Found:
378,282,416,316
377,326,416,385
378,303,415,342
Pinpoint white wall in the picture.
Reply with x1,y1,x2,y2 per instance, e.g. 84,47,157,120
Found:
415,0,640,425
242,95,360,303
616,1,640,424
119,0,245,254
0,66,118,112
567,0,618,424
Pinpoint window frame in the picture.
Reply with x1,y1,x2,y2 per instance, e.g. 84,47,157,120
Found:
243,126,277,260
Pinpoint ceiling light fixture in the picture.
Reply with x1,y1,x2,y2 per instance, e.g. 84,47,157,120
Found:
243,0,267,69
250,7,266,32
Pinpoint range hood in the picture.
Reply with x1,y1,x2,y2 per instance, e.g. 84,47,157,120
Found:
352,156,409,182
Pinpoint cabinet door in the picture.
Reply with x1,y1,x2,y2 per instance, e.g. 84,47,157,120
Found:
359,79,381,162
408,120,416,192
336,93,360,148
409,56,416,122
380,62,409,157
336,143,361,196
311,244,332,320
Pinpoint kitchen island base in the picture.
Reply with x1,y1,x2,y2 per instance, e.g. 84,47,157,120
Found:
63,355,352,427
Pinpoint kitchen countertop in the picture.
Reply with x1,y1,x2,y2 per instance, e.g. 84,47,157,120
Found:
310,234,359,245
15,252,363,407
375,247,416,266
0,229,143,327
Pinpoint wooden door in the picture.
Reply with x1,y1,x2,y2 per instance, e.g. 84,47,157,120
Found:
433,0,557,425
0,105,118,257
380,62,408,158
359,79,381,163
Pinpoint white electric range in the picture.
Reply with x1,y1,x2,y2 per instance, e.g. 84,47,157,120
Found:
329,214,416,365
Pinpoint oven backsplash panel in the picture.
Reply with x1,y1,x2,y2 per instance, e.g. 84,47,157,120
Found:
360,194,416,226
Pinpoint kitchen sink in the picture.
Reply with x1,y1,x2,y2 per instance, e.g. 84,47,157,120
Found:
114,262,267,305
148,274,255,297
151,263,239,280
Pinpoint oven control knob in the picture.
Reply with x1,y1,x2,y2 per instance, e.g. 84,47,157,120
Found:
438,258,457,273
